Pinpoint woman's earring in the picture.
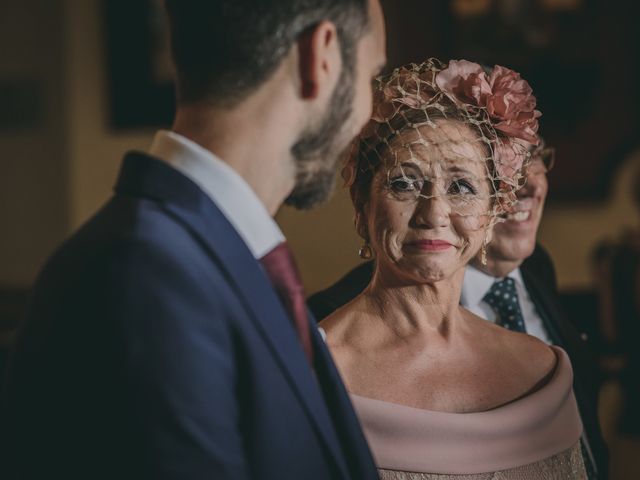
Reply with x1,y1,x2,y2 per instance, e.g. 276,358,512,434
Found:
359,241,373,260
480,243,488,266
480,230,491,266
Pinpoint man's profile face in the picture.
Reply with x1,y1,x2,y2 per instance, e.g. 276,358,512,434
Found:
285,0,387,210
487,148,551,265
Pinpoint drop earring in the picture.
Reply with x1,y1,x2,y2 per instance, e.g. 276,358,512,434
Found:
358,241,373,260
480,229,491,266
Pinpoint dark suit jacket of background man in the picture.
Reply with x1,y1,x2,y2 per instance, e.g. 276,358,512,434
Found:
1,153,377,480
308,245,609,478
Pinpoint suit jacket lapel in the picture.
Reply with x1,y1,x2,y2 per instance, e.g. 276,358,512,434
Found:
115,153,351,478
520,268,563,345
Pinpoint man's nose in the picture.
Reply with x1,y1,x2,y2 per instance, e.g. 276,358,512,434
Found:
518,172,545,198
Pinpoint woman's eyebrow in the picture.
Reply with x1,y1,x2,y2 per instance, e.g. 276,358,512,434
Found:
397,162,477,175
447,165,477,176
387,162,424,175
398,161,422,169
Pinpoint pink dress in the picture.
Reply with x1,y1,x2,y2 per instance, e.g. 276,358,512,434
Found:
350,347,587,479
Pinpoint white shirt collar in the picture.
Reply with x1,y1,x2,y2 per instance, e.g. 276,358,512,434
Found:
149,130,285,259
461,264,524,308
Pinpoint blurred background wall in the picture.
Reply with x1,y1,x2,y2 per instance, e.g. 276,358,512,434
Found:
0,0,68,288
1,0,639,477
4,0,638,293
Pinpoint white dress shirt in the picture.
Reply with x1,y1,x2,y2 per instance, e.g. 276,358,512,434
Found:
461,264,553,344
149,130,285,259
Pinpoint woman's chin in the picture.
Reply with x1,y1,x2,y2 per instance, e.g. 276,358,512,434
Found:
398,263,450,284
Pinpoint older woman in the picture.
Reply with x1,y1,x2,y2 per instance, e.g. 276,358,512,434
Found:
320,59,587,479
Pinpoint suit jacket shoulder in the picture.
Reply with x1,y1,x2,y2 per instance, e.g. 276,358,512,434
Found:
521,244,558,292
3,153,376,480
308,261,374,321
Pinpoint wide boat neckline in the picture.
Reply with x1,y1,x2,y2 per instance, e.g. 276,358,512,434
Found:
349,346,584,474
350,345,560,415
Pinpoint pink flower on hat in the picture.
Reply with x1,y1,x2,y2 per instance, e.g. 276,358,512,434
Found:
435,60,492,106
487,66,541,144
436,60,541,145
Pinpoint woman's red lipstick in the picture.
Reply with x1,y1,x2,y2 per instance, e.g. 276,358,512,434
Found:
406,239,453,251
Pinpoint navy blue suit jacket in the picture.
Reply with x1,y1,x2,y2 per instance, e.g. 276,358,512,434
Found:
2,153,377,480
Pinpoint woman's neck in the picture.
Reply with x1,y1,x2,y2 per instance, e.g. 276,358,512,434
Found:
362,266,466,340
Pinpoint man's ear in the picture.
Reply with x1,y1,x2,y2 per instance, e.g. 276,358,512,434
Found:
296,21,341,100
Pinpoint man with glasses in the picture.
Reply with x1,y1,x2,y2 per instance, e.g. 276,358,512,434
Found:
309,140,609,478
462,141,558,341
461,141,608,479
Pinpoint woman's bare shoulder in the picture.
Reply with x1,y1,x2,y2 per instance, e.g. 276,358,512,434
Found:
499,328,557,384
462,312,557,390
518,332,556,371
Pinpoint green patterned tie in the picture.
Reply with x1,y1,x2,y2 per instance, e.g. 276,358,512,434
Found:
483,278,527,333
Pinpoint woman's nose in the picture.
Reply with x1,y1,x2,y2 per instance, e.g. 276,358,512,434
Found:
411,193,451,229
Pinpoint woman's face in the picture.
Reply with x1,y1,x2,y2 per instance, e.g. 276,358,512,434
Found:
364,120,493,284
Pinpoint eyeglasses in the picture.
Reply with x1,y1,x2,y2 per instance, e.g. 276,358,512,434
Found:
526,147,555,175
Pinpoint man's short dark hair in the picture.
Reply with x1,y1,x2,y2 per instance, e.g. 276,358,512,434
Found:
164,0,370,106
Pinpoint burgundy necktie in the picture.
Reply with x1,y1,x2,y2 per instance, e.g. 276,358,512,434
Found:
260,242,313,363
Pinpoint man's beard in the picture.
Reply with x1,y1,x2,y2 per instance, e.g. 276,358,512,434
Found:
285,64,356,210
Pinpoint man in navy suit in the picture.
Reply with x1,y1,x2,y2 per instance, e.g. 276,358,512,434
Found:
309,142,609,479
2,1,387,478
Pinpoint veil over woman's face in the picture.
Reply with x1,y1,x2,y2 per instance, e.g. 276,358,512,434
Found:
363,119,494,285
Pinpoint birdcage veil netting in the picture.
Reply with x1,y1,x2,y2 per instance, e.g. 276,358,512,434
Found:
343,58,542,233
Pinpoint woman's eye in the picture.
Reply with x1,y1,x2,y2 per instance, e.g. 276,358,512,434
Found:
448,180,476,195
390,177,420,192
